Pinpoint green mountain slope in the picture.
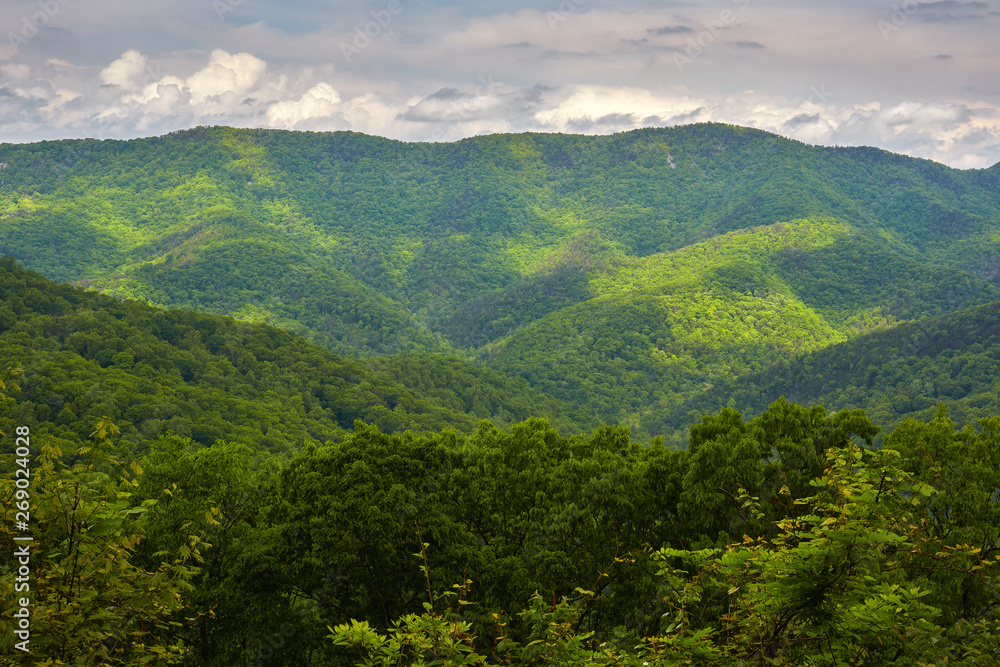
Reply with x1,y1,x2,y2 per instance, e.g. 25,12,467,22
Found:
658,298,1000,442
3,125,998,337
3,124,1000,436
485,217,1000,429
0,258,593,457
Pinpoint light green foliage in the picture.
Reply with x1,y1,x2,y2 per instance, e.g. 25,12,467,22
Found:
329,584,489,667
0,418,200,666
329,586,647,667
671,298,1000,442
650,443,999,665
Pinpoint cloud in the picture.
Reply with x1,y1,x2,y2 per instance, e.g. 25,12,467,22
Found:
185,50,267,106
399,81,546,124
648,25,693,35
920,0,989,8
2,4,1000,172
566,112,640,132
266,82,341,127
784,112,821,127
531,85,710,132
879,101,971,129
1,63,32,80
99,50,148,89
524,84,1000,168
916,0,997,20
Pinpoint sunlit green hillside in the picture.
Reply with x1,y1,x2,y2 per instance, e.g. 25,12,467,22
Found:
659,296,1000,441
2,123,999,437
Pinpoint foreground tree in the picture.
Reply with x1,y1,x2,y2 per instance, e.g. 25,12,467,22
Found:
329,437,1000,666
654,442,999,665
0,418,202,666
884,407,1000,626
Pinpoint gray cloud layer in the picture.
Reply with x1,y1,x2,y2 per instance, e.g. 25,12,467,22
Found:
0,0,998,168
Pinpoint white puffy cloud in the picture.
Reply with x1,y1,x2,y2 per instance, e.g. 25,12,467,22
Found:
129,79,190,120
99,50,147,89
122,76,188,106
5,49,397,138
878,101,971,130
2,0,1000,171
82,50,273,129
185,49,267,105
531,86,708,131
266,82,341,127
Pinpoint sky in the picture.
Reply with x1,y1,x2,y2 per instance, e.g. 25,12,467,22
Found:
0,0,998,168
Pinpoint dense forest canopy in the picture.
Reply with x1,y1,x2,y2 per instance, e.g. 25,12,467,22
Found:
2,380,998,665
1,123,999,664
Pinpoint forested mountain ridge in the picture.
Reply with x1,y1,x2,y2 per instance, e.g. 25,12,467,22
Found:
485,217,1000,432
659,295,1000,440
0,258,594,457
3,126,1000,666
2,123,999,435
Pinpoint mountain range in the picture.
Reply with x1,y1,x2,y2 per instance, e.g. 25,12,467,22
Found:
2,122,999,443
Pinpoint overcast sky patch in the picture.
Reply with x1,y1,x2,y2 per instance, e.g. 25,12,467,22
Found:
648,26,693,35
0,0,997,167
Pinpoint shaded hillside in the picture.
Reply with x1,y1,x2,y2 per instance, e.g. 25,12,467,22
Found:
0,258,593,458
